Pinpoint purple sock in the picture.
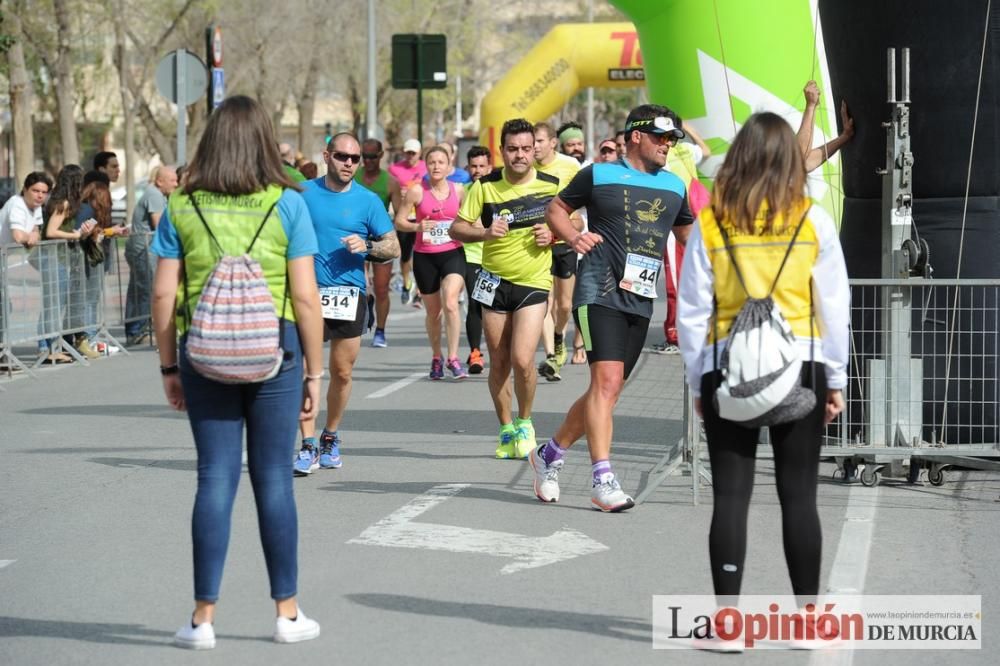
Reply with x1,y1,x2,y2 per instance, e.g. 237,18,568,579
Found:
592,459,612,484
541,439,565,465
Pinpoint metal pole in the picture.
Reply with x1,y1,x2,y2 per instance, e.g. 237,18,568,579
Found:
175,49,187,165
585,0,595,157
367,0,378,139
886,47,896,103
416,35,423,144
456,74,462,138
901,47,911,103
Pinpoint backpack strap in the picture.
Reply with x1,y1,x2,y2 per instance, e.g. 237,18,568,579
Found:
713,205,811,299
181,192,287,333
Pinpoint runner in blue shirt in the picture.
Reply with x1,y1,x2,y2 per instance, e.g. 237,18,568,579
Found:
293,133,400,476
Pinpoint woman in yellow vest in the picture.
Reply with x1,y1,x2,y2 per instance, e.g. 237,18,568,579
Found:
151,96,325,649
677,112,850,646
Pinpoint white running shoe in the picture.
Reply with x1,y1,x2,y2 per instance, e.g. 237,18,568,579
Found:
529,446,564,502
174,620,216,650
274,608,321,644
591,473,635,512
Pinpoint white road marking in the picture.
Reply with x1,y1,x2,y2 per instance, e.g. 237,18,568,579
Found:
0,560,16,569
348,483,609,574
365,371,424,399
810,483,878,666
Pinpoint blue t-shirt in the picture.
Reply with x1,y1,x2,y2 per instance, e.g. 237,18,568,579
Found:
151,188,318,260
301,177,394,291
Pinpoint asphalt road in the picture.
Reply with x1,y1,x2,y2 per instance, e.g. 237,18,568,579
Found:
1,298,997,665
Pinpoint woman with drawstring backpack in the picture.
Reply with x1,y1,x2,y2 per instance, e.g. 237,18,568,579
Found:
677,111,850,651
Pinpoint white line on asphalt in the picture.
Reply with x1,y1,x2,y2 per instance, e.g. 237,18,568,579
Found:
0,560,16,569
810,483,879,666
348,484,608,574
365,371,424,399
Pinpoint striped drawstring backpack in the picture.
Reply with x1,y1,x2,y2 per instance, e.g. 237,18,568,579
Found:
182,194,287,384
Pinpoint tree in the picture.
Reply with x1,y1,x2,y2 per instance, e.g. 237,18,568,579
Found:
2,7,35,185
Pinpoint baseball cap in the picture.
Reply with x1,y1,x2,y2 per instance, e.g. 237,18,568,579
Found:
623,112,685,139
403,139,422,153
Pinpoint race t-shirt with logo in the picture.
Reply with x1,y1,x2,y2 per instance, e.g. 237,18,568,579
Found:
301,177,394,292
558,158,693,318
457,168,559,291
462,181,484,265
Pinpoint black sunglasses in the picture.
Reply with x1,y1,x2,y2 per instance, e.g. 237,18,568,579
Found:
599,146,617,154
331,152,362,165
362,152,381,160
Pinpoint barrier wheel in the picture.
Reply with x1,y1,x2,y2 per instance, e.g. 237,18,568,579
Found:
860,465,880,487
928,466,946,487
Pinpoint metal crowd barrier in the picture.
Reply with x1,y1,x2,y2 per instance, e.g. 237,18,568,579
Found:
1,232,156,382
635,278,1000,502
823,278,1000,486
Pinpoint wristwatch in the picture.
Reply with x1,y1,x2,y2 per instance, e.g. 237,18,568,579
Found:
364,239,374,251
160,364,180,375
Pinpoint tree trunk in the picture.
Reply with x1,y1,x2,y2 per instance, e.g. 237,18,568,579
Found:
297,54,321,159
5,11,35,185
52,0,80,165
113,0,135,220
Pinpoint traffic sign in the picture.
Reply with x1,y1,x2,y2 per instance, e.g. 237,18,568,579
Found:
155,49,207,106
211,67,225,110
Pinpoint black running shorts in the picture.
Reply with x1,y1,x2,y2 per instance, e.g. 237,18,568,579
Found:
574,303,650,380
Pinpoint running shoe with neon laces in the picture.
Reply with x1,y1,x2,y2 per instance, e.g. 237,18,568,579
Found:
591,473,635,512
513,419,536,459
293,441,319,476
429,357,444,380
446,357,468,379
371,329,387,348
529,445,563,502
554,340,567,368
495,425,517,459
467,348,485,374
401,279,413,305
538,354,561,382
319,431,343,469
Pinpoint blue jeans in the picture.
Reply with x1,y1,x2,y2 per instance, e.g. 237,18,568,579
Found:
179,320,303,602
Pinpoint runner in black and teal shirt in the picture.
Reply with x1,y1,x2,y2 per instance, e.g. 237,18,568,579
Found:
530,104,694,513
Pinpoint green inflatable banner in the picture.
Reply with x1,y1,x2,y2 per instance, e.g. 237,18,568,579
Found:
611,0,844,227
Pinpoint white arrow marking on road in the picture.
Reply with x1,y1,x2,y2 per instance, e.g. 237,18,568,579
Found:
348,484,609,574
0,560,15,569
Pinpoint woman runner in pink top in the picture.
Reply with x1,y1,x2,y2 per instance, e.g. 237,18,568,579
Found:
395,146,468,379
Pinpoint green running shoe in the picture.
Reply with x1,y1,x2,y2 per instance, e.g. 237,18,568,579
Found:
495,424,517,459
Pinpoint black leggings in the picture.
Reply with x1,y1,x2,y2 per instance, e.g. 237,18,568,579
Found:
700,362,827,599
464,262,483,351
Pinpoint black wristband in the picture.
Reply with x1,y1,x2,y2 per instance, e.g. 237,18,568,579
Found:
160,364,180,376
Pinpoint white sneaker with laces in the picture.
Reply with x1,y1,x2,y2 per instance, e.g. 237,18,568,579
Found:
591,473,635,512
274,608,321,644
529,446,563,502
174,620,216,650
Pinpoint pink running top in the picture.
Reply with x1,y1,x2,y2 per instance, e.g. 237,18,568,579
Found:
413,181,461,254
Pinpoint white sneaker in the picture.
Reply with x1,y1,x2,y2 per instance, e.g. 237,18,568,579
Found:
529,445,563,502
591,473,634,512
274,608,320,644
174,620,216,650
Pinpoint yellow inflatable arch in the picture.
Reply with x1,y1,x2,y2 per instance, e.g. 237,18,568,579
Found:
478,22,644,163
